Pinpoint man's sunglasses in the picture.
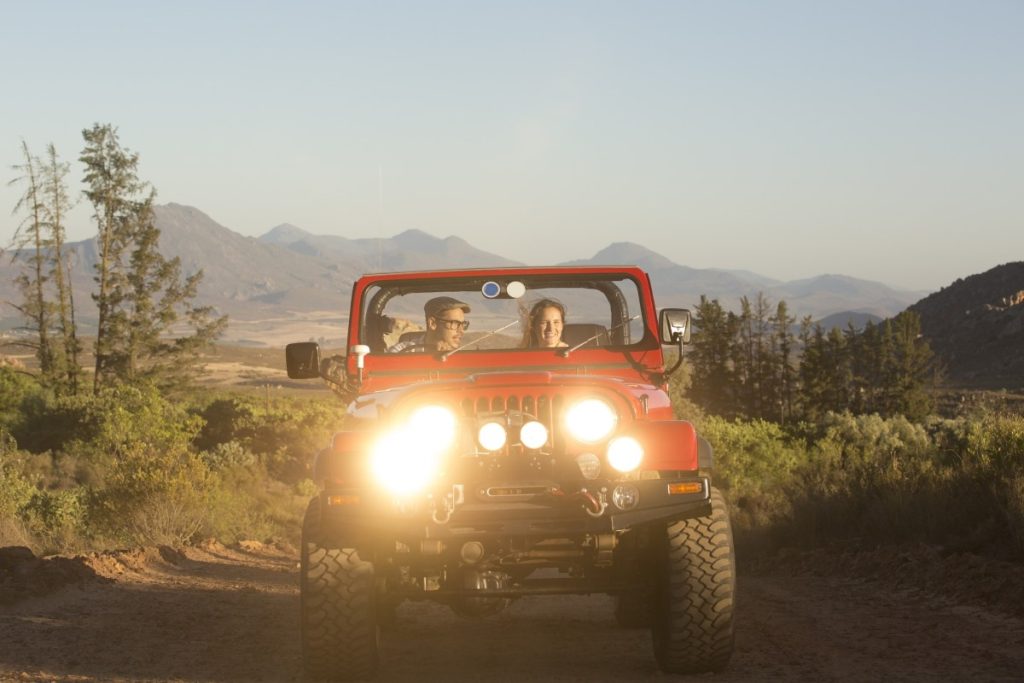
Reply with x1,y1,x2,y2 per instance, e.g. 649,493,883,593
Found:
434,317,470,331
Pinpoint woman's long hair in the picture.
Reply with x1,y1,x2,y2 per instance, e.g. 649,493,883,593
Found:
519,298,567,347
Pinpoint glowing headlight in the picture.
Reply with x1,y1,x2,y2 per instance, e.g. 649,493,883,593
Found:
607,436,644,473
408,405,458,453
519,421,549,449
371,431,440,495
565,398,618,444
477,421,507,451
370,405,456,495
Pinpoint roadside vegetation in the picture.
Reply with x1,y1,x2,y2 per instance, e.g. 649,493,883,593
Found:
0,368,340,553
2,126,1021,562
673,295,1024,559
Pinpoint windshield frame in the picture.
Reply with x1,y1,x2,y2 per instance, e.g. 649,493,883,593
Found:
350,268,658,357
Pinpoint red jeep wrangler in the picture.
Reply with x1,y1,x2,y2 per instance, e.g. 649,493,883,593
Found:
286,266,734,680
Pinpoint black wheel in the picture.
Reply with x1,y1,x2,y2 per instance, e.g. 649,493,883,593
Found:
652,487,735,674
301,498,380,681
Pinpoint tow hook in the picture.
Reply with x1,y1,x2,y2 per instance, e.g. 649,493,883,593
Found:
580,488,608,518
432,485,463,525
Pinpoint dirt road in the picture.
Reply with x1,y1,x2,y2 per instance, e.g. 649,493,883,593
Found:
2,542,1024,682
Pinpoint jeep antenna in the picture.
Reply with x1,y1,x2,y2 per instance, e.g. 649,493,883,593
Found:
376,164,384,272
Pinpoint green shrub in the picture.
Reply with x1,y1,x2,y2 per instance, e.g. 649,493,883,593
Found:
0,366,42,432
0,451,36,521
698,415,804,530
191,394,343,483
23,488,88,553
702,410,1024,557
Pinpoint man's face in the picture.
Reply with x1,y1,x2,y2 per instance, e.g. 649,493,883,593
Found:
427,307,466,350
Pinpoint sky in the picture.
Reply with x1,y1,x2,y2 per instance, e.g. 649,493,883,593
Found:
1,1,1021,292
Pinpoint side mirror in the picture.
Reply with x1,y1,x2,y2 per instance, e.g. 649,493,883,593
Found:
659,308,691,345
286,342,322,379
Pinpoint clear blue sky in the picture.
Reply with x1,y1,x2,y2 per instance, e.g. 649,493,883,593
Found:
2,1,1021,291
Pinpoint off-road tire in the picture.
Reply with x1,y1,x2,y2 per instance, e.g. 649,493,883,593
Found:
301,498,380,681
652,487,735,674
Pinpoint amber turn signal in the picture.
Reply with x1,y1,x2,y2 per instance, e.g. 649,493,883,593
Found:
666,482,703,496
326,494,360,506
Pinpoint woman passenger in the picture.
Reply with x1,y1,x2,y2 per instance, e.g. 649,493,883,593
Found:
521,298,568,348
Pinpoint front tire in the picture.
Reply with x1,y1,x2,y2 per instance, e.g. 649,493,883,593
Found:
651,487,735,673
301,498,380,681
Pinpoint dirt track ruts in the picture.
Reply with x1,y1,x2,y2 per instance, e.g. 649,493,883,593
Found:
2,542,1024,682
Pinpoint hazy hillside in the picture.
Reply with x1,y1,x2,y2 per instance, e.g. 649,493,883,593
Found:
816,311,884,331
260,224,519,271
909,262,1024,389
1,203,928,341
565,242,923,318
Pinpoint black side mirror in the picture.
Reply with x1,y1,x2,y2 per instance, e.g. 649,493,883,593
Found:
286,342,322,379
659,308,691,345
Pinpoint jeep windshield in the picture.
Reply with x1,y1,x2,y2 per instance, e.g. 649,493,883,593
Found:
357,273,649,355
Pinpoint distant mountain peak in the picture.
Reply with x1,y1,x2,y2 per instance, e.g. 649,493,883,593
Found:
261,223,312,243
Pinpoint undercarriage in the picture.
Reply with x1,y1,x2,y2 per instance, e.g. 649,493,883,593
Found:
301,476,733,681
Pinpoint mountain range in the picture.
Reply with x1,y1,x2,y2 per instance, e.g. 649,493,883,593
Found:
4,203,1024,388
1,203,926,337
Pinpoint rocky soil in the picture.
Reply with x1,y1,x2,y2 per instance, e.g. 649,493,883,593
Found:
2,541,1024,682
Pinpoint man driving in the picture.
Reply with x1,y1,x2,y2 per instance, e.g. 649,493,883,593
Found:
388,296,471,353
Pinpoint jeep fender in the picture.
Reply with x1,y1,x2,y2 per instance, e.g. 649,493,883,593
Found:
312,431,375,484
623,421,699,471
697,435,714,470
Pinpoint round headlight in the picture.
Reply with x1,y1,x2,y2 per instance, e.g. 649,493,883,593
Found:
607,436,644,473
477,421,507,451
409,405,457,454
371,431,439,495
565,398,618,444
519,421,549,449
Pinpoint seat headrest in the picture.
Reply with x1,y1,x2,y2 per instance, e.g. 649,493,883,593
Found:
561,323,609,348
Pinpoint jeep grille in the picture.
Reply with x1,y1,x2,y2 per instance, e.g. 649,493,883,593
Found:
459,393,565,449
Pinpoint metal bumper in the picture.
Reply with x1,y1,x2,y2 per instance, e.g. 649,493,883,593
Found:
315,476,711,543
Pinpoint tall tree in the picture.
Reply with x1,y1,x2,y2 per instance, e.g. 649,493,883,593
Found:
885,311,935,420
80,124,226,391
80,124,144,391
769,300,796,423
688,296,739,416
7,140,56,380
41,144,81,394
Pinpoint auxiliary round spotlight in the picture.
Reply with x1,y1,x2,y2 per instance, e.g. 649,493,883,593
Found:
612,484,640,510
477,422,507,452
607,436,644,473
519,421,549,449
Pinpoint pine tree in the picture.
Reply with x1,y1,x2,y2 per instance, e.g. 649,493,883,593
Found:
7,140,56,381
689,296,739,416
770,300,796,423
886,311,935,420
41,144,81,394
80,124,143,391
80,123,226,391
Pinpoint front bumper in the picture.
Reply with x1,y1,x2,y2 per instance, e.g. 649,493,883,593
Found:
315,476,711,543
